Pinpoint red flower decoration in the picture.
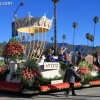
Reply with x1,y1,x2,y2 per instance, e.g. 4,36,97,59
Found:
2,42,24,60
21,67,41,81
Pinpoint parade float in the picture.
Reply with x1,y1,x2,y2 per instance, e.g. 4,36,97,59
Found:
0,12,100,94
0,12,63,94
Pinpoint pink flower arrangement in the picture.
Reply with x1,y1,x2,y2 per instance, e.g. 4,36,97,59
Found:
77,66,91,75
93,65,99,71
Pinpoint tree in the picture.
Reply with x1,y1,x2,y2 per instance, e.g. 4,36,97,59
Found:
86,33,91,45
93,16,99,62
62,35,66,43
51,37,54,43
93,16,99,46
52,0,59,56
93,16,99,38
72,22,78,54
86,33,91,54
90,35,94,47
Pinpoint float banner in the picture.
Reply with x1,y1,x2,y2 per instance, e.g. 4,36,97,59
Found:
12,22,18,37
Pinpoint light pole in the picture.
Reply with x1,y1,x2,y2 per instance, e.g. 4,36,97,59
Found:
14,2,24,37
14,2,24,16
52,0,59,56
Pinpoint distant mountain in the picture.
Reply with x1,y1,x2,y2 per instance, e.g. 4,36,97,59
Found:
0,41,99,56
45,42,97,56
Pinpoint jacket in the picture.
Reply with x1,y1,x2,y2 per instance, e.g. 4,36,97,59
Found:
63,67,80,83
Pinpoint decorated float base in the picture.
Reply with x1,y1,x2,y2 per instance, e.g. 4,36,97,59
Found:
0,81,23,92
6,60,21,83
38,56,62,78
22,90,39,94
82,84,90,87
1,53,100,94
6,74,21,83
41,69,62,78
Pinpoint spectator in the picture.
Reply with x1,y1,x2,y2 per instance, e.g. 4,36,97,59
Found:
63,63,81,97
76,51,83,66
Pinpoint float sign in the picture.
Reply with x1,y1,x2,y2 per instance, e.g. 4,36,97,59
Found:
44,62,60,69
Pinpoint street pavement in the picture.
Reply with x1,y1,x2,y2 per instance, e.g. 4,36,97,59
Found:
0,87,100,100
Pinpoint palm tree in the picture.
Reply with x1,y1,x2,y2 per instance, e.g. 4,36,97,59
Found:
51,37,54,43
72,22,78,54
90,35,94,56
93,16,99,62
62,35,66,43
90,35,94,47
93,16,99,47
86,33,90,53
86,33,91,46
52,0,59,56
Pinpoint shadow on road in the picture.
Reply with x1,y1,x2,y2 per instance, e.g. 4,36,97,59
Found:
0,91,100,100
0,91,38,98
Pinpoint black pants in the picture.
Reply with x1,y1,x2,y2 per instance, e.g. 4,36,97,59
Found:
66,83,75,95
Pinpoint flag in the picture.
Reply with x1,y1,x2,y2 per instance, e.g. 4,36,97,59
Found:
12,22,18,37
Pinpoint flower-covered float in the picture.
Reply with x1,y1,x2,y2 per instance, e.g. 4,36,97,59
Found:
0,12,100,94
1,38,100,93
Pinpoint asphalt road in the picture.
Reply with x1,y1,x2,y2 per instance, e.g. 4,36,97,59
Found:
0,87,100,100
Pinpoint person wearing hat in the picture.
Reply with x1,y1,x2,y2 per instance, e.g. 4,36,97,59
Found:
63,63,81,97
76,51,82,66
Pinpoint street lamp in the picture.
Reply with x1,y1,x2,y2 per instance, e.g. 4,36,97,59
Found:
13,2,24,37
52,0,59,56
14,2,24,16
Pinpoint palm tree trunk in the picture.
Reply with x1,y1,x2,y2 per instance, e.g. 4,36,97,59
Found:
93,23,96,44
54,2,57,56
87,39,88,54
93,23,96,63
73,28,75,54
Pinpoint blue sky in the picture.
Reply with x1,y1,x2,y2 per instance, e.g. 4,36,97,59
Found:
0,0,100,47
